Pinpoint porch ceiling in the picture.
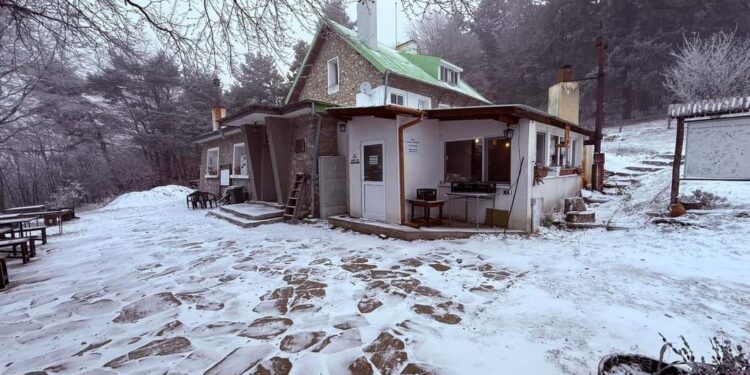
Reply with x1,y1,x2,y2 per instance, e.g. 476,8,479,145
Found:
326,104,594,137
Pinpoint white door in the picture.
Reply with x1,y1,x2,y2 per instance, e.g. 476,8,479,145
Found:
362,141,385,221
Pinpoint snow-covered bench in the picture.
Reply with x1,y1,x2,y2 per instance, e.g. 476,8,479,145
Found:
21,225,48,245
0,238,36,264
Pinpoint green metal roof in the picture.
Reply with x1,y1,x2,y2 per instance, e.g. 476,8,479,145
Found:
285,20,491,105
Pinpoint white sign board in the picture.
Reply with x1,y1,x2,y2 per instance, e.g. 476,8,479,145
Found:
406,138,420,155
685,116,750,179
220,169,230,186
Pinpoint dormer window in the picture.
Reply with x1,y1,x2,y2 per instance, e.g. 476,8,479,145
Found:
440,65,460,86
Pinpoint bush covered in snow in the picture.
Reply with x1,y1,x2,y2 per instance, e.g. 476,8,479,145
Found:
681,190,729,209
656,334,749,375
46,181,88,208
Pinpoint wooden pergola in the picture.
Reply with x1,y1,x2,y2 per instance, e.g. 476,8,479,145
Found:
667,96,750,204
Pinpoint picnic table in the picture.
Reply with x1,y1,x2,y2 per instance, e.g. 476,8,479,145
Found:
0,216,39,238
3,205,46,214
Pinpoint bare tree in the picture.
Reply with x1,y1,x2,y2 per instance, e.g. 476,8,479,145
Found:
0,0,478,73
664,31,750,102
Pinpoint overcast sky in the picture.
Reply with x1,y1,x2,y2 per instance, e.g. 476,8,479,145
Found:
344,1,413,48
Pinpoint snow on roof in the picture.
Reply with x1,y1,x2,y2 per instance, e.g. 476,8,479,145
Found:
668,96,750,119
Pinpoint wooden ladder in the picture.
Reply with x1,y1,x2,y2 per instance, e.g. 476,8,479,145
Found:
283,173,307,222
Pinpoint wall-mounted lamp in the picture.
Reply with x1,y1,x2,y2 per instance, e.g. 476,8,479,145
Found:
339,123,347,133
503,125,515,140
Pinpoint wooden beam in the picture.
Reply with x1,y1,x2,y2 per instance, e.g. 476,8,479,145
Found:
670,118,685,204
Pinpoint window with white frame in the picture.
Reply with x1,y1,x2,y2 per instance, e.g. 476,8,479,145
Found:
535,132,547,166
550,135,561,166
571,138,578,166
232,143,248,177
440,65,460,85
390,93,405,106
327,57,339,94
417,99,428,109
206,147,219,177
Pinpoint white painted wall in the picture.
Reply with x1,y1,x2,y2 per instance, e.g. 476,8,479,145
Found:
532,175,583,214
345,115,588,232
367,85,432,109
347,116,401,223
530,121,587,216
403,119,441,218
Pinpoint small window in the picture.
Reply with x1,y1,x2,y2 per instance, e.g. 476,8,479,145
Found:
390,93,405,106
417,99,428,109
535,132,547,166
327,57,339,94
440,65,459,85
206,147,219,177
232,143,248,177
550,135,560,167
444,139,483,182
295,139,306,153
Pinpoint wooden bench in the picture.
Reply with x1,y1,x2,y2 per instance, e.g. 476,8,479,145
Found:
0,238,35,264
21,225,47,244
0,258,8,289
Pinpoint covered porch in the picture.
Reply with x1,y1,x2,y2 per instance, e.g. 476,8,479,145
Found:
329,105,592,233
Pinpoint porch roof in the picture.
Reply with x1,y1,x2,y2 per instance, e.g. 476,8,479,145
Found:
327,104,593,137
327,105,423,120
219,99,337,127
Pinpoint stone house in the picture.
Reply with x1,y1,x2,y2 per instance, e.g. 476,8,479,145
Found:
192,0,491,220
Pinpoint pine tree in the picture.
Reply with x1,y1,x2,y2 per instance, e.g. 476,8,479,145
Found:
287,40,310,82
226,52,286,110
321,0,355,28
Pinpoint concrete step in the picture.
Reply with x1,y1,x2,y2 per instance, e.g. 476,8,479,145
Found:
220,203,284,220
247,200,286,210
208,210,283,228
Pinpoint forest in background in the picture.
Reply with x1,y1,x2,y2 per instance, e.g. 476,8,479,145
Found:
1,0,749,209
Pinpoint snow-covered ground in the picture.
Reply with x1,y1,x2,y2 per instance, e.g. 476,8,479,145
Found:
1,122,750,375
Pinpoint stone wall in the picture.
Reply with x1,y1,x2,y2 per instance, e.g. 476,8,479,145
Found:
284,114,338,216
198,131,251,197
291,29,488,108
293,30,381,106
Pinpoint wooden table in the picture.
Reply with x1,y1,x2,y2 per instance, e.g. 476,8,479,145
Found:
406,199,446,227
0,217,39,238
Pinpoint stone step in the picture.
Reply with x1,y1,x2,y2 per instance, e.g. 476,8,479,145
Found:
220,203,284,220
624,166,664,172
604,182,630,189
606,170,646,178
208,210,284,228
642,160,673,167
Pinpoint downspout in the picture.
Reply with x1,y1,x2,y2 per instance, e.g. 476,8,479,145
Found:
383,69,392,105
398,113,425,225
311,102,323,218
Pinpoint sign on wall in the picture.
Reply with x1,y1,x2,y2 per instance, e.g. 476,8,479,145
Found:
685,117,750,179
406,138,420,155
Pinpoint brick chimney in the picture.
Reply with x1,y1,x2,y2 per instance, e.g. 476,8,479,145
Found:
548,66,580,125
357,0,378,49
211,77,226,131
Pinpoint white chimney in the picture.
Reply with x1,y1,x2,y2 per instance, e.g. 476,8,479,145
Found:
357,0,378,49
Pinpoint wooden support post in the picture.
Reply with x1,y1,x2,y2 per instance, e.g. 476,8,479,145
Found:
670,117,685,204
